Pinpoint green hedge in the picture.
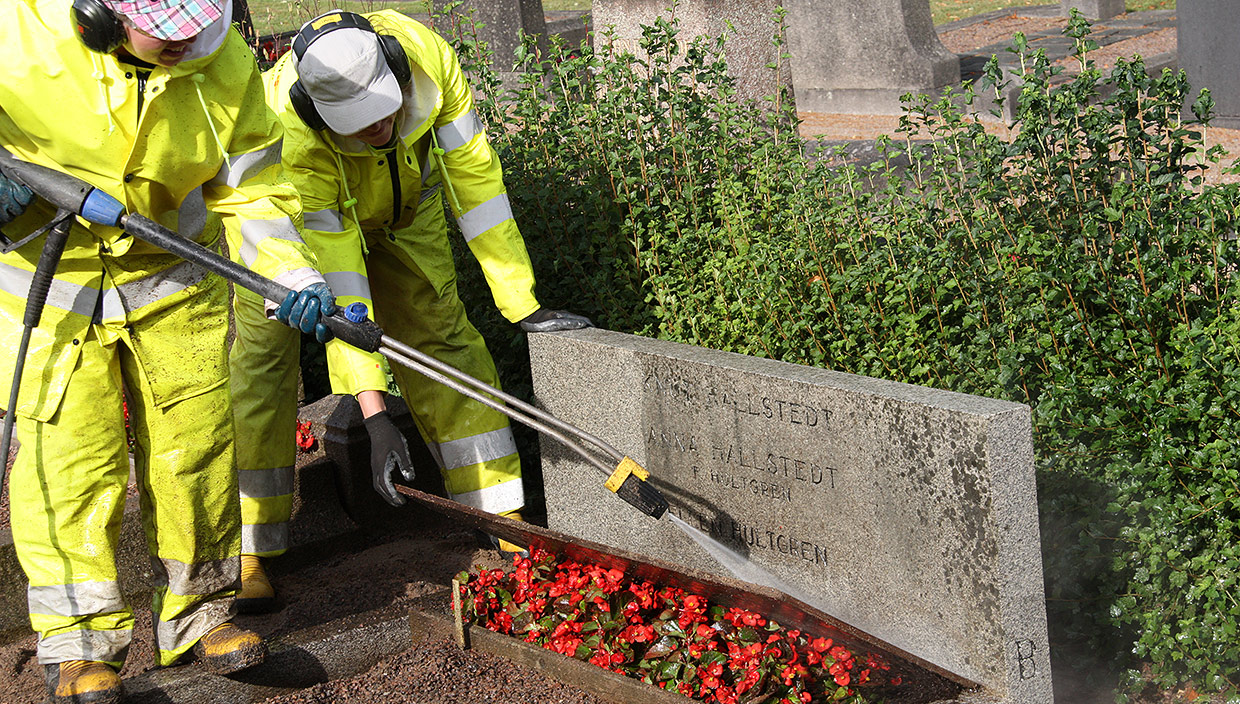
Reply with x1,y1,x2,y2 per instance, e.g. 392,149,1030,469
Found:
436,6,1240,698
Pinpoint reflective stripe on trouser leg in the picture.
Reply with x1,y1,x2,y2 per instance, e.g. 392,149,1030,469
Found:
229,288,299,556
366,234,524,516
10,329,134,666
121,288,241,667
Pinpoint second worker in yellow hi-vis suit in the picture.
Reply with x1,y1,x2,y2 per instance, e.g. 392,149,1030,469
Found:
228,9,591,611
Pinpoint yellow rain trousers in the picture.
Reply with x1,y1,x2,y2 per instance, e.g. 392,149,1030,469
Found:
0,0,324,666
231,11,541,553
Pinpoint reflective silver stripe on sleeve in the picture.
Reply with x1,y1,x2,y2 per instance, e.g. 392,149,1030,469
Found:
210,141,283,189
151,555,238,597
153,599,231,656
304,209,345,232
323,271,372,300
242,522,290,555
28,581,127,617
5,258,204,323
110,259,207,314
178,186,208,241
436,110,482,153
419,183,442,204
238,465,294,500
97,288,126,323
431,427,518,471
448,477,525,515
456,193,512,243
238,216,303,267
39,628,132,664
0,261,100,317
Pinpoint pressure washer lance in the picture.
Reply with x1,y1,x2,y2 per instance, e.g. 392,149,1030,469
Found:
0,147,669,520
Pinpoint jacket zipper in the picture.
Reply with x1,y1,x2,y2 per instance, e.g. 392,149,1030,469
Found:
135,69,150,125
387,156,401,226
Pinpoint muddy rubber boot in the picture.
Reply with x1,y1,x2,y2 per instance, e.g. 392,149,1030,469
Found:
191,623,267,675
44,660,122,704
236,554,277,614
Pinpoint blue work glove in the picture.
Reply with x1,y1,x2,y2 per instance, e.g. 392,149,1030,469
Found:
275,282,336,343
363,411,415,506
519,308,593,333
0,174,34,226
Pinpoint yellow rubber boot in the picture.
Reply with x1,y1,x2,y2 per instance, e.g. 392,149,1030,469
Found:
44,660,122,704
237,554,277,614
191,623,267,675
495,509,529,557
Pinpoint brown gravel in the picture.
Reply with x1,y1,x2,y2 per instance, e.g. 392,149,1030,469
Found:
263,638,608,704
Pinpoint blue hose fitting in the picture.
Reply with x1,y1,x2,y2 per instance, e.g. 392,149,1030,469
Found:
343,301,369,323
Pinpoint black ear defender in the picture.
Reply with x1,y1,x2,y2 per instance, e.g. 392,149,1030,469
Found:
288,11,412,131
71,0,126,54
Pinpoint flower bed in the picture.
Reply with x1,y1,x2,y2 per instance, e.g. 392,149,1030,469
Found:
456,549,905,704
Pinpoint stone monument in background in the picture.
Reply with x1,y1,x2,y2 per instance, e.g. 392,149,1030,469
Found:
1177,1,1240,130
1060,0,1124,19
591,0,793,105
531,329,1053,704
433,0,549,73
781,0,959,114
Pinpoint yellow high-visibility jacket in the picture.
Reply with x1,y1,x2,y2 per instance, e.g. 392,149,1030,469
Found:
264,11,540,396
0,0,325,422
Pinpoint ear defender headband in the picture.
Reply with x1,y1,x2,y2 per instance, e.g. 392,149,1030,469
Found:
288,12,412,131
71,0,126,54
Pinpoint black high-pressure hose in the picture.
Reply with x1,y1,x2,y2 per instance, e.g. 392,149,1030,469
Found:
0,147,669,519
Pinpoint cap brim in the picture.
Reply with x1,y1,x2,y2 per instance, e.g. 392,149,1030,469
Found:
316,70,403,136
119,0,224,41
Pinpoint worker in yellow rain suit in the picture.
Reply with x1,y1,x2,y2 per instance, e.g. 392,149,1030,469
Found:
0,0,335,701
228,9,592,611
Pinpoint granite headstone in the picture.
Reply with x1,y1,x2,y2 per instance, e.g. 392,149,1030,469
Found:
530,329,1052,703
1177,0,1240,130
591,0,792,106
1060,0,1124,20
781,0,959,114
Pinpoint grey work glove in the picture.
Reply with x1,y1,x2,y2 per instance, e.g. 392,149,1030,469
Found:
363,411,415,506
0,173,34,226
276,282,336,342
519,307,594,333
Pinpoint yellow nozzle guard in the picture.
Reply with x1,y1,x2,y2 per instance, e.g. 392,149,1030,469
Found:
605,456,649,493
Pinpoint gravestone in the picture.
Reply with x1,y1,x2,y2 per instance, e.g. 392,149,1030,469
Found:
432,0,549,72
1060,0,1124,20
1177,0,1240,130
591,0,793,106
781,0,959,114
530,329,1052,703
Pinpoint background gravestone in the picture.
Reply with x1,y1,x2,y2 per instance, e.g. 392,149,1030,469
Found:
1177,0,1240,130
433,0,549,74
530,329,1052,703
591,0,793,106
1060,0,1124,19
781,0,959,114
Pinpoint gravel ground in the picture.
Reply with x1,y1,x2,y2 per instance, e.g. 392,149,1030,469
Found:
263,638,608,704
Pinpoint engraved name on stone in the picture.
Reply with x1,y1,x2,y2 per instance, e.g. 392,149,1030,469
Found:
666,506,832,568
643,366,833,430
